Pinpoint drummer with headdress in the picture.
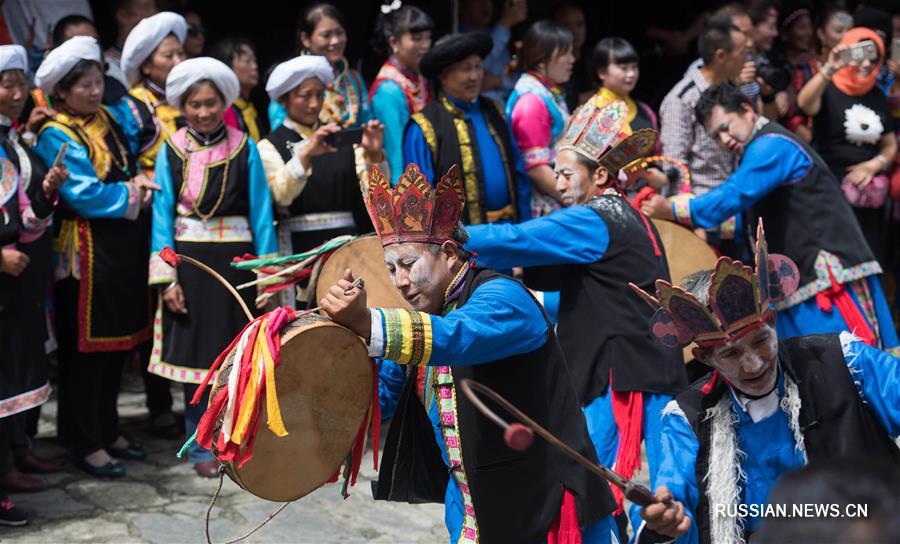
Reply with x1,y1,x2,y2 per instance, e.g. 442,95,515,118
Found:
321,162,618,543
258,55,386,306
631,221,900,543
119,11,188,178
147,57,277,478
462,100,688,533
403,32,530,226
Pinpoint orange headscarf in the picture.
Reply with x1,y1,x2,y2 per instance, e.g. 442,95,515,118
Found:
832,27,884,97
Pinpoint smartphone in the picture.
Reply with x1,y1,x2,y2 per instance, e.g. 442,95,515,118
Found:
53,142,69,168
893,38,900,61
839,40,878,64
323,127,364,148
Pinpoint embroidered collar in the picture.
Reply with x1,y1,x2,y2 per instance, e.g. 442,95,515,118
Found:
187,123,227,146
144,78,167,100
527,70,562,95
282,117,316,139
440,93,479,117
387,56,423,81
443,261,471,307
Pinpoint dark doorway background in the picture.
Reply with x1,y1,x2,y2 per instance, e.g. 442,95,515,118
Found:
88,0,848,116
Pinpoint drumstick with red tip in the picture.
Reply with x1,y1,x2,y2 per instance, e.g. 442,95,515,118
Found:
458,379,670,507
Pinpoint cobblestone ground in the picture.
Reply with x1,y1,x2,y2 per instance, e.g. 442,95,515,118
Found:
3,374,445,544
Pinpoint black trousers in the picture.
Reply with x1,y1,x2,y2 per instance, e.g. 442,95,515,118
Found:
136,339,173,418
55,279,126,457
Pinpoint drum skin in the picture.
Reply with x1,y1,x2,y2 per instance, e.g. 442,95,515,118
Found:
651,219,719,363
651,219,718,285
210,314,372,502
316,235,410,311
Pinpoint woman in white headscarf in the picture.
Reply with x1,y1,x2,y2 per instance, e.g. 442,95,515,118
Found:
0,45,67,518
120,11,188,177
147,57,277,478
32,36,159,479
257,55,385,306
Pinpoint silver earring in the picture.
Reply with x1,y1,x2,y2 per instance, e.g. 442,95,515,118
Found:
392,47,398,54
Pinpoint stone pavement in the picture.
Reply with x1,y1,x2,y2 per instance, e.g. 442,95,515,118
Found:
3,380,445,544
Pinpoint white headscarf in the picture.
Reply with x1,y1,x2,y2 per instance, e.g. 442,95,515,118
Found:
265,55,334,101
120,12,188,86
165,57,240,110
34,36,101,94
0,45,27,73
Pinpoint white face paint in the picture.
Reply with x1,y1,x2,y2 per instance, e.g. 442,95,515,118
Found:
383,243,451,313
555,149,597,206
702,324,779,397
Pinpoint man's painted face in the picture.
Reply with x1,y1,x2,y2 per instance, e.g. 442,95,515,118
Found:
555,148,600,207
705,104,757,154
699,324,779,397
383,242,457,314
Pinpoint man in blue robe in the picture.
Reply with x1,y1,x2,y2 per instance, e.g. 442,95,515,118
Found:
321,162,618,543
403,32,530,226
462,100,688,534
633,222,900,543
642,83,898,353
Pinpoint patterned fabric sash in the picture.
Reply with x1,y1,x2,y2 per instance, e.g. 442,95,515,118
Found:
174,215,253,243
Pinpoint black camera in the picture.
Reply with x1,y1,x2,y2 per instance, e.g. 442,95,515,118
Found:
757,56,790,93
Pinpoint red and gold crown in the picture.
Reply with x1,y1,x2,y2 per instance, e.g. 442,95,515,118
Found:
557,100,658,182
365,163,465,246
630,220,800,348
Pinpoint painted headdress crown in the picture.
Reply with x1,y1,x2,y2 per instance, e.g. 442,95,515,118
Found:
630,220,800,348
365,163,465,246
557,100,658,178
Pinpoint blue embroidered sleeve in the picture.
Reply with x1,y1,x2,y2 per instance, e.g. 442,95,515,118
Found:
148,145,177,285
685,133,812,230
843,335,900,437
105,98,144,155
368,278,548,366
465,205,608,269
371,81,410,186
377,359,407,419
246,139,278,256
401,121,435,182
34,126,140,220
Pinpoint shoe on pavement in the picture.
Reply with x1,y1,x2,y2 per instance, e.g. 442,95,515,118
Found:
16,451,65,474
73,457,126,478
0,470,45,493
0,499,28,526
194,461,220,478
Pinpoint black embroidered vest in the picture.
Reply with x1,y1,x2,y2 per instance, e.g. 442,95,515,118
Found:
557,193,687,401
748,121,876,288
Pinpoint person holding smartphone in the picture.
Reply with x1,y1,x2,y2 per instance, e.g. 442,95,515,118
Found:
258,55,386,307
798,28,896,268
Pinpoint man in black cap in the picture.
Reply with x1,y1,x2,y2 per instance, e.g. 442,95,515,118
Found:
402,33,531,226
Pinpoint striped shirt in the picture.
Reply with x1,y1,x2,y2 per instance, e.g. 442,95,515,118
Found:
659,64,736,196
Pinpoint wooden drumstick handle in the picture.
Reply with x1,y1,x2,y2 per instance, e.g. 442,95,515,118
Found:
159,247,254,322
